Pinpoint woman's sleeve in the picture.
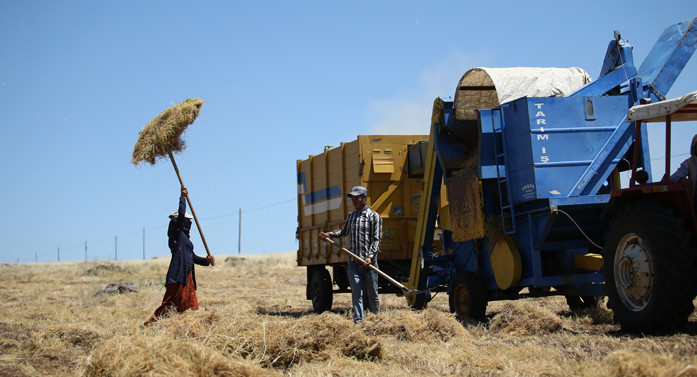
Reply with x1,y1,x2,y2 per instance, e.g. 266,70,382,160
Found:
193,253,209,266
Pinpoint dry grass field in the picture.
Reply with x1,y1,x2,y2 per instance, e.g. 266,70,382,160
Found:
1,252,696,377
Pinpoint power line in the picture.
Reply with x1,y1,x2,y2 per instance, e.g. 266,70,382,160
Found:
198,197,296,220
242,198,296,214
651,152,690,161
50,197,297,263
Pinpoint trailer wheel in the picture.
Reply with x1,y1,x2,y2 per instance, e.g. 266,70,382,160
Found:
310,268,333,313
332,265,350,291
449,271,487,321
603,202,696,332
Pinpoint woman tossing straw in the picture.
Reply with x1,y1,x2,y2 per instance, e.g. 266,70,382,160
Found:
132,98,214,262
132,98,216,324
144,186,215,325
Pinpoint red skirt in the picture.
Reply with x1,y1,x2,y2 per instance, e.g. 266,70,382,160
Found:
144,270,198,325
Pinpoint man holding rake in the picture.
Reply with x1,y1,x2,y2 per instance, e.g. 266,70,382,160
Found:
320,186,382,325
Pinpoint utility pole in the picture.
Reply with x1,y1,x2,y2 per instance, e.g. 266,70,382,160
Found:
57,247,60,262
35,253,37,263
238,208,242,255
114,235,118,261
143,227,146,260
85,241,88,261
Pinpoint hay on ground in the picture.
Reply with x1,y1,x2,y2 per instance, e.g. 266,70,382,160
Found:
599,350,697,377
84,334,274,377
132,98,204,165
489,301,563,335
240,312,384,367
362,308,470,343
140,309,383,369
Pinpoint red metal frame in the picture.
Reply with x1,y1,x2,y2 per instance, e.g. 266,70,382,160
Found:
614,109,697,235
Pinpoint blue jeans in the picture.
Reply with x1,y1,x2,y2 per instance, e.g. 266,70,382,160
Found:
347,259,380,323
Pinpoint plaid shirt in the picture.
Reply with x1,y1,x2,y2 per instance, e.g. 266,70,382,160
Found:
327,207,382,260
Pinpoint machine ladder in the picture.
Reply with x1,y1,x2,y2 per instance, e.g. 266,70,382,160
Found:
491,108,516,234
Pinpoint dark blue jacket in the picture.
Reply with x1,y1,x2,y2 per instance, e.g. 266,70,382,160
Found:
165,196,209,288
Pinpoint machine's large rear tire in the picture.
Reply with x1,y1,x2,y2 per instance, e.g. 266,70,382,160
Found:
449,271,487,321
603,202,697,333
310,268,333,313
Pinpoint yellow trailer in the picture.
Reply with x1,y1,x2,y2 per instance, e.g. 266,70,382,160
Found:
297,135,433,312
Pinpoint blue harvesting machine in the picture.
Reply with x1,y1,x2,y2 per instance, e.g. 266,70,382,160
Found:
405,18,697,332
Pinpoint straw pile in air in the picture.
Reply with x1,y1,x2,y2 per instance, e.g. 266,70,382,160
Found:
132,98,204,165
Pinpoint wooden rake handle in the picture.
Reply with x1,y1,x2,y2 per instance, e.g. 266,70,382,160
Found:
322,237,411,294
168,152,214,266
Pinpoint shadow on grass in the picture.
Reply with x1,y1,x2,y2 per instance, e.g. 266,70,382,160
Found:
608,320,697,337
580,317,697,337
255,307,350,318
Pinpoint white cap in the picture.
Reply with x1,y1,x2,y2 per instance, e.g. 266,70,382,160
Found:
170,211,193,219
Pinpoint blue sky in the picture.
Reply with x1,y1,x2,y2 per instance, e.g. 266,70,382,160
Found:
1,1,696,263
